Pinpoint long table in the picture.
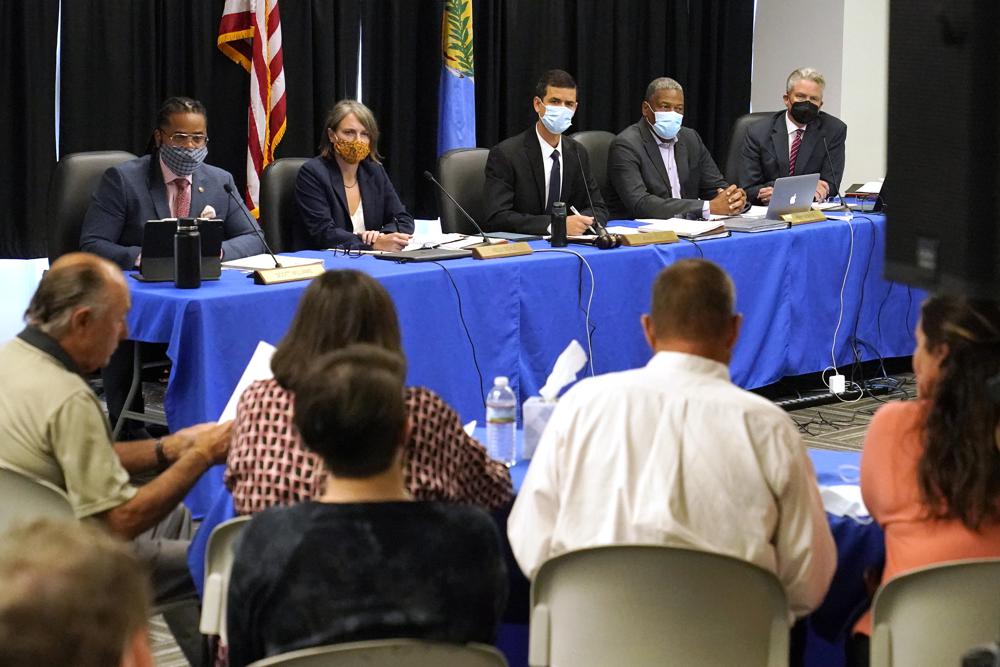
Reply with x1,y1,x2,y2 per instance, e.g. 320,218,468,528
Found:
127,214,918,435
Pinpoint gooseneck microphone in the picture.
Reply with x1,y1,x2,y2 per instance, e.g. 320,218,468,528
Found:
422,170,491,245
568,137,621,250
223,183,282,267
821,136,849,215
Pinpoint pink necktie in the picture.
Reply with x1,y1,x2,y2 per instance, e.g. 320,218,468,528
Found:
788,129,804,176
174,178,191,218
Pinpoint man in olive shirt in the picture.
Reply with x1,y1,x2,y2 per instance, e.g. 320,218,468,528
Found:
0,252,230,666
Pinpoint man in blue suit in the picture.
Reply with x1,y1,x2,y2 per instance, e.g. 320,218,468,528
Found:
80,96,264,441
81,96,264,268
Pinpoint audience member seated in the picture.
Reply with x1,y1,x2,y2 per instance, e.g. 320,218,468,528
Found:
225,269,513,511
0,252,231,666
226,345,508,667
80,95,265,439
482,69,608,235
0,519,154,667
606,77,746,220
294,99,414,251
737,67,847,205
848,294,1000,665
508,258,836,618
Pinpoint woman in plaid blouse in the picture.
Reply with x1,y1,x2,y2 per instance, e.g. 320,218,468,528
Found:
225,269,513,513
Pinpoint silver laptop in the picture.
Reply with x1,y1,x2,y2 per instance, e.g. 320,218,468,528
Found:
765,173,820,220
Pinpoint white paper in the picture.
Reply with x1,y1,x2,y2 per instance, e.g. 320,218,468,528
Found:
820,484,872,523
605,225,637,235
636,218,723,237
221,254,323,270
739,205,769,219
218,341,276,422
812,202,841,211
855,179,883,194
539,339,588,401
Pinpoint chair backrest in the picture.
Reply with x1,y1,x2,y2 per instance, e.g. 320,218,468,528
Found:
46,150,138,264
436,148,489,234
259,157,309,253
199,514,251,643
247,639,509,667
529,545,789,667
0,467,74,535
724,111,775,185
870,558,1000,667
569,130,615,194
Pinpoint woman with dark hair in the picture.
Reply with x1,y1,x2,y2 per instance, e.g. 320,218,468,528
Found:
226,345,508,666
225,269,513,512
294,99,414,251
849,293,1000,661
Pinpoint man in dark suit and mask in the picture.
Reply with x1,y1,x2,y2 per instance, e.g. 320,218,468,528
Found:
738,67,847,205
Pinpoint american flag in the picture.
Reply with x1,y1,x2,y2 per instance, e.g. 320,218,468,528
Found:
217,0,287,216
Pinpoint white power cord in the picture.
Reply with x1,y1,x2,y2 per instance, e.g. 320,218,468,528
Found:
535,248,597,376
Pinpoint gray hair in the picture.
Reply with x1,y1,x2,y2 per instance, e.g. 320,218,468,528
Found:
24,263,111,338
786,68,825,93
321,99,382,164
644,77,683,102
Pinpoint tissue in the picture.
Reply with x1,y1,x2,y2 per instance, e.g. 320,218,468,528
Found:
523,340,589,459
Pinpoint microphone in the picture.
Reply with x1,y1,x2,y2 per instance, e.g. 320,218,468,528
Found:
821,136,850,217
223,183,282,267
422,170,491,245
568,137,621,250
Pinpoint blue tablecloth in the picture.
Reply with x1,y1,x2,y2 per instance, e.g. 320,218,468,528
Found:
128,215,919,516
187,446,883,667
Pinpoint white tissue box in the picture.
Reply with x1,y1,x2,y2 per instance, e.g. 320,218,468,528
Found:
522,396,557,459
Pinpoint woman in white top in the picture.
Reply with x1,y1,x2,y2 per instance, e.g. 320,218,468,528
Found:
294,100,414,251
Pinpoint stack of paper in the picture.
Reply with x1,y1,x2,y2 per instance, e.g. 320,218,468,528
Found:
222,254,324,270
635,218,729,240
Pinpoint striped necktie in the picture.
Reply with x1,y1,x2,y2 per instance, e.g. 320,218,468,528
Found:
788,129,804,176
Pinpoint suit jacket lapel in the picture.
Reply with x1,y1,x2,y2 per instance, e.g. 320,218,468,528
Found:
326,159,350,219
674,135,690,196
189,170,206,218
639,122,671,193
771,114,790,178
357,162,379,230
147,154,171,219
561,138,579,204
523,128,547,211
797,121,821,176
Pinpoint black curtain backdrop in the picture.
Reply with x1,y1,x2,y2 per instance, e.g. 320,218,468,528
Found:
0,0,59,258
6,0,753,256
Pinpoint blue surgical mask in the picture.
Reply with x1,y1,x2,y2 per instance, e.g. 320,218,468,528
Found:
648,109,683,141
540,104,574,135
159,144,207,176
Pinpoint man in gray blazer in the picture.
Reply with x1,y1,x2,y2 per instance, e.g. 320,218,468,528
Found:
606,77,745,220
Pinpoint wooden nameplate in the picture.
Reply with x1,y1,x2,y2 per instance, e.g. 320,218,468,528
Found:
618,230,679,246
781,210,827,225
472,241,533,259
251,263,325,285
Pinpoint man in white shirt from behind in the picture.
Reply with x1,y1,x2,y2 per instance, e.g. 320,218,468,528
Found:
508,259,836,618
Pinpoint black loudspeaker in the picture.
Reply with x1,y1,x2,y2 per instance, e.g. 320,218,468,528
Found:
885,0,1000,298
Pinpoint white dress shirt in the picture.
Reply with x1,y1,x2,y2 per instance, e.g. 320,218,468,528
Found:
508,351,836,618
535,127,564,207
349,198,365,234
651,125,710,218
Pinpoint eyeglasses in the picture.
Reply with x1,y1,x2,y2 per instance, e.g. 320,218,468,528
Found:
163,131,209,148
331,247,364,258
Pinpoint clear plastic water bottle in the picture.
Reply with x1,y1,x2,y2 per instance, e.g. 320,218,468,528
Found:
486,376,517,467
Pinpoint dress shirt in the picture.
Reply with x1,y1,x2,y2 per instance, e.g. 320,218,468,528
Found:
159,159,193,218
653,125,710,218
535,126,564,207
786,112,807,161
508,350,836,618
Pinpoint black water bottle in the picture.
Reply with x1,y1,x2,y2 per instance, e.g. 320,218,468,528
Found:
174,219,201,289
551,201,568,247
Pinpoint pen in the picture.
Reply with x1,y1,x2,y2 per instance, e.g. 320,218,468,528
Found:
569,205,598,235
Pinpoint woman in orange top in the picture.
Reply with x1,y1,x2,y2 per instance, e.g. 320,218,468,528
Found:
849,294,1000,665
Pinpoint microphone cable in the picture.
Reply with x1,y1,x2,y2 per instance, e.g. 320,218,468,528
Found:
534,247,597,377
429,260,486,408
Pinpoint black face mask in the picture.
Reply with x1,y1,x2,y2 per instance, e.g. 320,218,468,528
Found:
790,100,820,125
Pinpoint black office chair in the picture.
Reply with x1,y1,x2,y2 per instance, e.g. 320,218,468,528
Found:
258,157,309,252
569,130,615,194
437,148,489,234
46,150,138,264
723,111,774,185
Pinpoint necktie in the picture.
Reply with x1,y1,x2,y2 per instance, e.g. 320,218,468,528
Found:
788,129,804,176
173,178,191,218
545,148,561,214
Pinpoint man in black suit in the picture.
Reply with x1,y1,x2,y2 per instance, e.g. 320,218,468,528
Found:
738,67,847,205
483,69,607,235
606,78,745,221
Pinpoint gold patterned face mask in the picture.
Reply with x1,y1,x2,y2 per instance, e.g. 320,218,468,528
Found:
333,138,371,164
